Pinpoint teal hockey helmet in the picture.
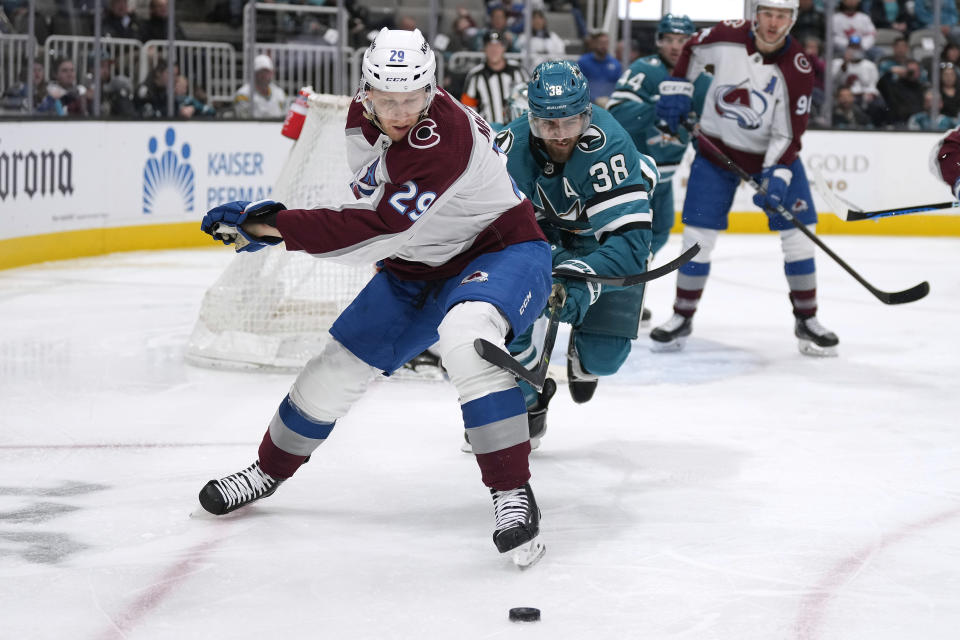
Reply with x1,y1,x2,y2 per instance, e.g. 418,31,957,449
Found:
657,13,696,37
527,60,592,140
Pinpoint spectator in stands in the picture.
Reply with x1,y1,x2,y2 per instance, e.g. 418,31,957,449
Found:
102,0,143,40
943,42,960,67
907,89,954,130
878,57,927,125
577,31,621,106
84,47,137,117
914,0,960,42
940,62,960,118
135,58,176,118
833,0,879,59
234,54,288,119
831,36,880,104
1,57,44,112
141,0,186,41
444,12,481,54
486,0,525,34
515,10,566,67
460,30,527,125
482,7,516,51
175,75,216,119
37,57,89,117
832,86,873,127
867,0,911,34
878,36,911,76
793,0,826,43
803,36,827,116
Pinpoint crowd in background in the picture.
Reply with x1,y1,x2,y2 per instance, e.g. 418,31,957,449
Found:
3,0,960,130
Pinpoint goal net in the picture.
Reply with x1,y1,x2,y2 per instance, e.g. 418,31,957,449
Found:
185,93,375,371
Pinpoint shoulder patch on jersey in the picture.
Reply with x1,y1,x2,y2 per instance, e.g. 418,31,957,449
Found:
577,125,606,153
495,128,515,154
408,119,441,149
794,52,812,74
722,19,745,28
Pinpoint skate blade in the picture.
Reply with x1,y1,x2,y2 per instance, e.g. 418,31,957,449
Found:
508,537,546,569
529,436,541,451
649,336,687,353
798,339,838,358
460,440,474,454
189,505,218,519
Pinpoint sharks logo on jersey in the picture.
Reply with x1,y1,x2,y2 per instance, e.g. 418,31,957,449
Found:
495,129,516,154
576,125,606,153
534,182,584,223
713,81,768,130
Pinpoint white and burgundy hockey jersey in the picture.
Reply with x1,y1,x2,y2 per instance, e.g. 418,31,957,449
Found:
676,20,814,174
275,88,544,280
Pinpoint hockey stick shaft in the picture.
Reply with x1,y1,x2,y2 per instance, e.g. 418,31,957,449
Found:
810,166,959,221
476,238,699,388
474,283,566,392
687,126,929,305
553,242,701,286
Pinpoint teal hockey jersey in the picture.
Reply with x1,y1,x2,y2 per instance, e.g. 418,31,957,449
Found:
606,54,710,179
494,106,658,280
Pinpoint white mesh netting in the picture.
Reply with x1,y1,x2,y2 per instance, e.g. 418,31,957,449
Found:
185,93,375,371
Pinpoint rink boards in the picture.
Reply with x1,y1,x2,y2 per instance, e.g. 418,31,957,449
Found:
0,120,957,270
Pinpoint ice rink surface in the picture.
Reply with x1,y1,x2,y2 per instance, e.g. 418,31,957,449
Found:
1,234,958,640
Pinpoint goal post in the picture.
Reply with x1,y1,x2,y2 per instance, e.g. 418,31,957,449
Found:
185,92,374,371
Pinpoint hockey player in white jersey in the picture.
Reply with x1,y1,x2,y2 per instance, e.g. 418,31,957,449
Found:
195,28,553,567
650,0,839,356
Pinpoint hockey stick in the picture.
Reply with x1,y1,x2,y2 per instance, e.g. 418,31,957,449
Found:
552,242,701,285
810,165,960,221
474,283,566,392
475,243,701,390
685,124,929,305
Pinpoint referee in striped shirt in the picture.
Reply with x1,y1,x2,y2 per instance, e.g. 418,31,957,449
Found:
460,31,528,125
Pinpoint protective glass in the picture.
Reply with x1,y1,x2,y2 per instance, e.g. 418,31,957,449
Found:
528,112,590,140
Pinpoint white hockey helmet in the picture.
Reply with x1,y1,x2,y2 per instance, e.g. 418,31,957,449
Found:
361,28,437,113
753,0,799,36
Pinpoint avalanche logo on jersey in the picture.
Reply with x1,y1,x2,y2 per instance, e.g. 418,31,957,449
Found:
576,125,606,153
351,157,380,199
713,81,768,130
461,270,489,285
534,183,583,222
142,127,195,215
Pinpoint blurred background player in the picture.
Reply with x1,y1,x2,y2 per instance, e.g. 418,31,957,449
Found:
196,28,552,568
650,0,839,357
489,60,658,444
607,13,707,324
929,124,960,198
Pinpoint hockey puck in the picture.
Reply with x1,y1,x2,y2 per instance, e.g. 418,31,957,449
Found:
508,607,541,622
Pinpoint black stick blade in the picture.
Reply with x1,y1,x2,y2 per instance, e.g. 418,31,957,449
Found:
877,281,930,305
474,338,547,390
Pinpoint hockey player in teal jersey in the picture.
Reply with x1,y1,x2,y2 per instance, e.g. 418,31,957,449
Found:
607,13,707,258
493,60,660,440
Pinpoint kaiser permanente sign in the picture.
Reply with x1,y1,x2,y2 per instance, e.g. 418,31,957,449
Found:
0,121,957,269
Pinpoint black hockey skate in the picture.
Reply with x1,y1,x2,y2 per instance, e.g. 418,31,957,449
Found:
491,482,545,568
649,313,693,352
198,460,284,515
795,316,839,357
566,333,598,404
461,378,556,453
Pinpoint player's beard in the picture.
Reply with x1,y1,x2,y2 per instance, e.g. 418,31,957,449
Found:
542,137,576,163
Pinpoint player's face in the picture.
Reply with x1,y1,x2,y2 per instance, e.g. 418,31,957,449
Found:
658,33,690,68
365,88,429,141
755,7,793,51
530,114,588,162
